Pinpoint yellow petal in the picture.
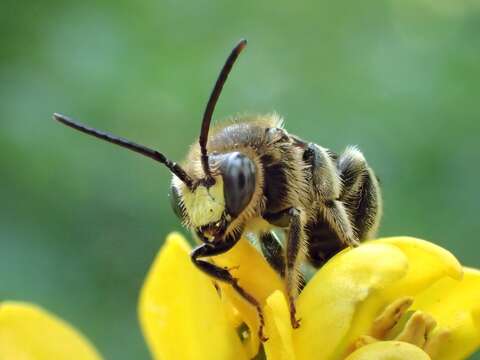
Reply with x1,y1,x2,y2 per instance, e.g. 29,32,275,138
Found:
214,236,285,303
379,237,463,298
138,232,246,360
293,242,409,360
214,237,286,356
345,341,431,360
263,291,296,360
413,267,480,360
0,302,102,360
338,237,464,358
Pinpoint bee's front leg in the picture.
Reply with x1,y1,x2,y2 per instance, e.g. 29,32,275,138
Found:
190,234,268,342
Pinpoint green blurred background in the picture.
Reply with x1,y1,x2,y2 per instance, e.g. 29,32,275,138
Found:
1,0,479,358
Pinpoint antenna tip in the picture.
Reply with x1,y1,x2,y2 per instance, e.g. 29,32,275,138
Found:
53,113,64,121
53,113,76,127
238,38,247,49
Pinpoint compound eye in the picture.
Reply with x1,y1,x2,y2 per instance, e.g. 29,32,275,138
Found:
221,152,256,217
169,185,184,220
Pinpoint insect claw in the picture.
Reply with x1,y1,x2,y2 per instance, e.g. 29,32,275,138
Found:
259,328,269,342
291,316,302,329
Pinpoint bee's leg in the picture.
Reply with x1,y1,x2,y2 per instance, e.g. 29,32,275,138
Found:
321,200,359,247
263,207,305,328
285,207,304,328
337,146,382,239
303,143,359,247
191,235,268,341
259,231,285,277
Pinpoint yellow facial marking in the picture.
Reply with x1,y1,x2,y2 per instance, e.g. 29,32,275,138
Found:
182,177,225,227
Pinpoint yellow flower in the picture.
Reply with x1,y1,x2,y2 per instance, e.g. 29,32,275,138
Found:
1,233,479,360
139,233,480,360
0,302,101,360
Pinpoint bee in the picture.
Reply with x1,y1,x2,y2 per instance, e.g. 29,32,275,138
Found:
54,39,382,341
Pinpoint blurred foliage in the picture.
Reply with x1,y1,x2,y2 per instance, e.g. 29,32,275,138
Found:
1,0,479,358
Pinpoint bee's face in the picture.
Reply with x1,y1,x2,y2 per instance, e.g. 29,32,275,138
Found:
170,152,256,241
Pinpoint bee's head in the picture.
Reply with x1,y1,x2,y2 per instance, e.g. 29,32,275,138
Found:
170,152,256,240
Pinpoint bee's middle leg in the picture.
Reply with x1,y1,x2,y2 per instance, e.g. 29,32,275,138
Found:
191,238,268,341
285,207,305,328
264,207,305,328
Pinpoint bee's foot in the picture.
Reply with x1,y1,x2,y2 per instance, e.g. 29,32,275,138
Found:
291,316,302,329
289,298,302,328
259,327,269,342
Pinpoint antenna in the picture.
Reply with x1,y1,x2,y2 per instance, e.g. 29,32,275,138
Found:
53,113,194,189
199,39,247,185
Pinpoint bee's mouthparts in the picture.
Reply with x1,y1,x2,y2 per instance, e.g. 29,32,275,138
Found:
200,220,227,241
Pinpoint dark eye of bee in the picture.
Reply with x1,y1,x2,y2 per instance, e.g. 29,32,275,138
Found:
169,185,184,220
220,152,256,217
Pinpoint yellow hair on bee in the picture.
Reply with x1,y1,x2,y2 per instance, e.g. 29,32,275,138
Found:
181,177,225,227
